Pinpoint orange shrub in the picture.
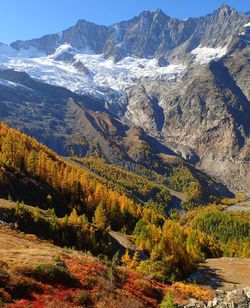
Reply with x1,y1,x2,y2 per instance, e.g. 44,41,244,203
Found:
172,282,214,301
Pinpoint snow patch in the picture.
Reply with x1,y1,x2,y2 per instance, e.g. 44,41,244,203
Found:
243,22,250,27
0,45,45,68
191,46,228,64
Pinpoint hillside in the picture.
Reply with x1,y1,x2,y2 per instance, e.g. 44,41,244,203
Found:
0,225,168,307
0,121,232,212
0,200,249,307
0,124,249,307
0,125,249,263
0,222,222,307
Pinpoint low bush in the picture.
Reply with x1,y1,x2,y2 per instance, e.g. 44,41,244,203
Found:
172,282,213,301
0,289,11,304
76,291,93,306
160,292,176,308
134,279,163,300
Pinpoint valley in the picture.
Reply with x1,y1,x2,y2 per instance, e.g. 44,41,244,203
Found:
0,3,249,307
0,123,248,306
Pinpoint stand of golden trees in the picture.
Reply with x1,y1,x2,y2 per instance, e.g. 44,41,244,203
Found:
0,123,249,282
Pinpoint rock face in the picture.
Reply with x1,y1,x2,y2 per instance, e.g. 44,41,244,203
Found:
180,287,250,307
0,69,106,156
124,43,250,191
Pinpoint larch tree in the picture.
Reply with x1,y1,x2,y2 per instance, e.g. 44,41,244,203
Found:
93,201,108,230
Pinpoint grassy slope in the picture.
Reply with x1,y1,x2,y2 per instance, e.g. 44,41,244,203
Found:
0,221,214,307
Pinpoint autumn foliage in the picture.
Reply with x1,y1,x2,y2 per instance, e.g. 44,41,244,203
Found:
0,122,249,291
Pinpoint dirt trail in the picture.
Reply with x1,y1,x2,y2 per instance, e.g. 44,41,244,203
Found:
225,200,250,212
109,231,137,251
188,258,250,291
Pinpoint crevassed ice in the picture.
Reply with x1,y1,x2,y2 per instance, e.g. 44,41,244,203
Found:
0,44,185,103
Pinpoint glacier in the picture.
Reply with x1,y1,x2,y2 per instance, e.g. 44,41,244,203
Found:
0,43,185,105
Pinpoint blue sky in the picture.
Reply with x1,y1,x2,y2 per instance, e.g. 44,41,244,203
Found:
0,0,249,44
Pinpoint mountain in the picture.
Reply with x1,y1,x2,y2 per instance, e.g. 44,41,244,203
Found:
125,50,250,191
0,70,231,206
0,5,250,306
0,4,250,191
10,5,249,62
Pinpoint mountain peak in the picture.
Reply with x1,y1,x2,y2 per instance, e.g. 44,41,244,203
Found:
155,8,165,15
210,3,237,20
154,8,168,19
137,8,168,23
75,18,103,27
220,3,231,9
139,10,154,18
218,3,235,14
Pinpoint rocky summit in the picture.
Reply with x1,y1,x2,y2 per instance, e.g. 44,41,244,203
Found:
0,4,250,192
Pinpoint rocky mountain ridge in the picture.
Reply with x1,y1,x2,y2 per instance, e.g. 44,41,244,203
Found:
10,4,250,63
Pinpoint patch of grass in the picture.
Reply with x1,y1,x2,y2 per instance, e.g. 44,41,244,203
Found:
173,282,213,302
54,255,61,262
62,247,72,254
